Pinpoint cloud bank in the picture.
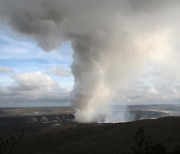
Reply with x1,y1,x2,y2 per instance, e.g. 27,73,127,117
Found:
1,0,180,122
0,72,69,106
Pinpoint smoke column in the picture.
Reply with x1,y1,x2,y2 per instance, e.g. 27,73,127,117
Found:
0,0,180,122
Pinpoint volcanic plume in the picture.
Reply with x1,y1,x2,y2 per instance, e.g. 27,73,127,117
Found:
0,0,180,122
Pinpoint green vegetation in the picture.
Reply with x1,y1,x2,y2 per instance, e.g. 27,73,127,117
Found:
0,130,24,154
132,128,166,154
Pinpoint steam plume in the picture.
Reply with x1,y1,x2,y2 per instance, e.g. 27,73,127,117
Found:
0,0,180,122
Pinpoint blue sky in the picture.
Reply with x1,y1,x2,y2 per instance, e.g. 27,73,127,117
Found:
0,28,74,107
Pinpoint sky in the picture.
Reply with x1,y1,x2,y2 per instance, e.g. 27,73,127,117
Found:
0,27,180,108
0,0,180,115
1,27,180,108
0,27,74,107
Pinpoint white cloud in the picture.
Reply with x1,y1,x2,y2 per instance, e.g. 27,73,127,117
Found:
0,66,13,73
0,72,70,105
49,66,71,77
12,72,58,90
126,75,180,105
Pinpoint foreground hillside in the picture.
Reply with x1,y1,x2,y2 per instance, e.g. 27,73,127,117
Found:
5,117,180,154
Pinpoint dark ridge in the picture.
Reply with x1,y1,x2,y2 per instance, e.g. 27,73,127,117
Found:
0,117,180,154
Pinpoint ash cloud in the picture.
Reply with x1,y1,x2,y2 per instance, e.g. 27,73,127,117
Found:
0,0,180,122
